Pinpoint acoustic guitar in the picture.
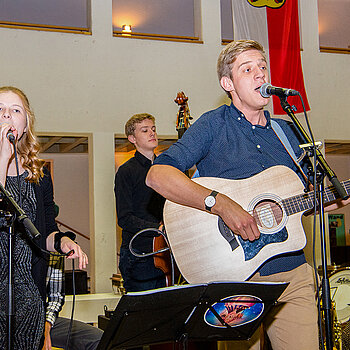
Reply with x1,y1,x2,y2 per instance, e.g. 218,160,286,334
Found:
163,165,350,283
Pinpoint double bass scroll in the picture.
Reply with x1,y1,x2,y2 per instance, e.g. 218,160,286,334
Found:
175,91,192,139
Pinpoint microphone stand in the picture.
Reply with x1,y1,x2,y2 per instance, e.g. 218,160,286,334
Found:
0,210,15,350
278,96,349,350
0,184,41,350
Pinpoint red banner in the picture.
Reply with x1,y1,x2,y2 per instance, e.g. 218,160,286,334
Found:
266,0,310,114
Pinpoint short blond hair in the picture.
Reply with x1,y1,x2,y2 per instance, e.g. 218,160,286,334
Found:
217,40,266,98
125,113,155,137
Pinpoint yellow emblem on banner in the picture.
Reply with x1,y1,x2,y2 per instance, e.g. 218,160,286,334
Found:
247,0,286,9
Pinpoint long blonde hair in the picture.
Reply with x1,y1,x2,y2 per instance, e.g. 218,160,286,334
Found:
0,86,44,183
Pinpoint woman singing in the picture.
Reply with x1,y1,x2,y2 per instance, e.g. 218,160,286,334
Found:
0,86,88,349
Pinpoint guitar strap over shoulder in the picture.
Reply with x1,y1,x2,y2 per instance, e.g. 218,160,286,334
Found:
271,119,309,184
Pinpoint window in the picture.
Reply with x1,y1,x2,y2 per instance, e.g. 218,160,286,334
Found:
0,0,91,34
220,0,234,44
112,0,202,43
318,0,350,54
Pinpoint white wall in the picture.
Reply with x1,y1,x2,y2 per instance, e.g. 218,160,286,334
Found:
1,0,349,291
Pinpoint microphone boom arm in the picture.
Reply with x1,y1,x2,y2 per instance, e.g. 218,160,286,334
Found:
0,183,41,239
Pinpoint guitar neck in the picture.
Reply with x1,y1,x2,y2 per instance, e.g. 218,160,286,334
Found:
283,179,350,215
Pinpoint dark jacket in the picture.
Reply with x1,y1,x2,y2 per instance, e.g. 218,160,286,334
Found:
31,167,59,301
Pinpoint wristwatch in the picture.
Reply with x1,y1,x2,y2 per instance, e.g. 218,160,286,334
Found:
204,190,219,212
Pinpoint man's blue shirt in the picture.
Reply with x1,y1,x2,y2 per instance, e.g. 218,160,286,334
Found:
153,102,309,276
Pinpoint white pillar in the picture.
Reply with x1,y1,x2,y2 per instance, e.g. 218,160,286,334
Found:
89,132,117,293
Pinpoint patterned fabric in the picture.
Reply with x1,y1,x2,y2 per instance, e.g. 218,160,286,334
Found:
46,254,65,326
0,171,45,350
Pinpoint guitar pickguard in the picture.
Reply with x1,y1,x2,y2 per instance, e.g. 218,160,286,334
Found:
218,218,288,261
218,217,239,251
239,228,288,260
218,193,289,261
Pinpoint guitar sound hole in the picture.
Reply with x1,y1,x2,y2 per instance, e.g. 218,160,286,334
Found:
252,199,283,231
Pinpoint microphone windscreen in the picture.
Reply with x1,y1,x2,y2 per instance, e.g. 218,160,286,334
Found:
7,130,15,143
259,83,271,98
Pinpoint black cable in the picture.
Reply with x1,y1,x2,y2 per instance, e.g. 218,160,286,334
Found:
65,259,76,350
129,227,176,285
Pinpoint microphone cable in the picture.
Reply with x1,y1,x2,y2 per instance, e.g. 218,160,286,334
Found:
129,227,176,286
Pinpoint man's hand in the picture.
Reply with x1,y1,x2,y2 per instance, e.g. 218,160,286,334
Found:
213,193,260,241
42,321,52,350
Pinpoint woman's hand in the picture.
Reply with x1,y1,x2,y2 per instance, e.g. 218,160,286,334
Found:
0,123,16,185
0,123,15,162
42,321,52,350
60,237,89,270
47,232,89,269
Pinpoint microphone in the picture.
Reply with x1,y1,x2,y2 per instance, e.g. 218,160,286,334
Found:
7,130,15,143
0,123,16,143
260,83,299,98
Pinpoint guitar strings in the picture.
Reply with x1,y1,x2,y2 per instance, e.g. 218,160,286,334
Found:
244,179,350,225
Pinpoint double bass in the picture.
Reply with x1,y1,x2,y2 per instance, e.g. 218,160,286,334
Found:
153,91,192,286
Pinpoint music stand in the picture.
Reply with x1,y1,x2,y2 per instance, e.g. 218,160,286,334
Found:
97,281,288,350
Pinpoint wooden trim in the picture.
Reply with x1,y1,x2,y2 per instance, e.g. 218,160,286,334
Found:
41,137,62,153
113,31,203,44
37,131,92,137
222,39,233,45
114,133,178,140
320,46,350,55
59,137,88,153
325,140,350,144
56,219,90,241
0,21,91,35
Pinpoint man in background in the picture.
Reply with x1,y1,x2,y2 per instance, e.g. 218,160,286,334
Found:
114,113,166,293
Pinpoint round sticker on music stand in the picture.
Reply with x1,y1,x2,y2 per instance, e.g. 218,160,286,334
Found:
204,295,264,328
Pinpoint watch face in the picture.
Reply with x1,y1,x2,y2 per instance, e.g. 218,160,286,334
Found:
205,196,216,207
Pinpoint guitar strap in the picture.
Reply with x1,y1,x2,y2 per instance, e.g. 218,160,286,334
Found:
271,119,309,184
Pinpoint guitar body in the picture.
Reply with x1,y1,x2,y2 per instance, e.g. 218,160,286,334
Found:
163,165,308,283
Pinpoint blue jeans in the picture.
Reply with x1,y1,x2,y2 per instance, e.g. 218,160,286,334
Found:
119,247,166,293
